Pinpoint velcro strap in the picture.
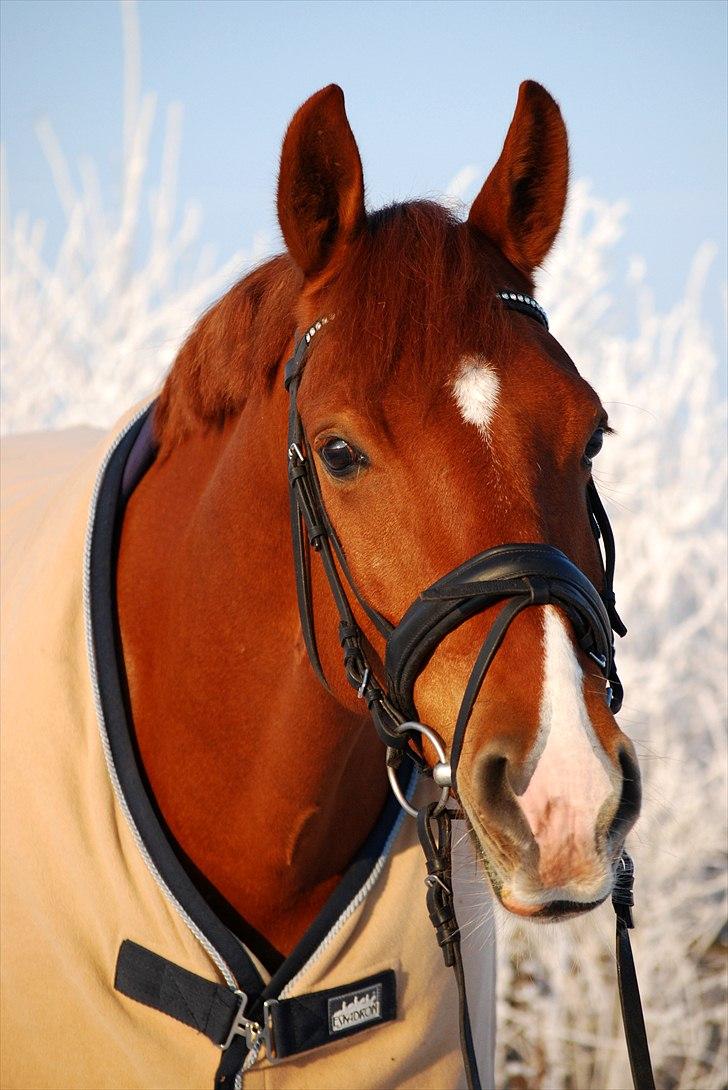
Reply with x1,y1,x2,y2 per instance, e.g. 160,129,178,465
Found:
114,940,240,1046
268,971,396,1058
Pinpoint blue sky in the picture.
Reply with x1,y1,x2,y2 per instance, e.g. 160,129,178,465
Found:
2,0,726,328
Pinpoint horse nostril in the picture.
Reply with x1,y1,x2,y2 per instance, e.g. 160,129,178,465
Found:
608,747,642,845
474,750,535,855
481,753,510,808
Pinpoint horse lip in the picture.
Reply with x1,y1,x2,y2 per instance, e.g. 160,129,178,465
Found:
499,893,608,921
532,895,608,919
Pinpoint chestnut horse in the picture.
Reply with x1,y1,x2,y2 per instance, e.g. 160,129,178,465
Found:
111,81,647,1086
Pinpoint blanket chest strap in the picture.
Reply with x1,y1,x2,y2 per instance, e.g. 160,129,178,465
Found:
115,940,396,1072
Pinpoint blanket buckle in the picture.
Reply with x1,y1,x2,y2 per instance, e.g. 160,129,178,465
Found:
221,990,263,1052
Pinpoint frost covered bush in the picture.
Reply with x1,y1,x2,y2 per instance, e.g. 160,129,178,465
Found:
0,4,267,434
2,8,726,1087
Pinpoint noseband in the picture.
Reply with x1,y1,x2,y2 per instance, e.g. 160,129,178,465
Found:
283,294,653,1090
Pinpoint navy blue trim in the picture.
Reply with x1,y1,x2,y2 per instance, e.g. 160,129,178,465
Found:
88,404,413,1053
89,409,261,991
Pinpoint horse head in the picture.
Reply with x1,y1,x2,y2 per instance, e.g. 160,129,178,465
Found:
275,82,641,921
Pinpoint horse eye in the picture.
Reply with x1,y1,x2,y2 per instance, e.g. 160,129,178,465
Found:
583,427,604,467
318,437,366,478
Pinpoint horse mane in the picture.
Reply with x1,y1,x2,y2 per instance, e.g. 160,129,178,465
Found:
154,253,302,452
155,201,514,453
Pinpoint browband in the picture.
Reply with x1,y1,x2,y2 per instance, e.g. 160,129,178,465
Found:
496,290,549,329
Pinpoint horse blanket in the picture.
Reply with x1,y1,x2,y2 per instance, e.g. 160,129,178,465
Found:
0,405,497,1090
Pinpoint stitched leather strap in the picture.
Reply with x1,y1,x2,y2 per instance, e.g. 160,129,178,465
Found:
449,596,530,778
588,479,627,638
417,804,482,1090
612,853,656,1090
385,542,618,729
416,818,655,1090
286,336,416,754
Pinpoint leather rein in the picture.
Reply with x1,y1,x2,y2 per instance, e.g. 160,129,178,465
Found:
283,295,655,1090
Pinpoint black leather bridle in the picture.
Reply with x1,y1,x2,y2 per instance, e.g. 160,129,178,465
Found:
284,295,655,1090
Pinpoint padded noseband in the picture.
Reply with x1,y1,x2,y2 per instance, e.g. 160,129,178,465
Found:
385,542,620,777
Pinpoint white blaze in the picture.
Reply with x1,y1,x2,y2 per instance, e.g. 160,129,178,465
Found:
452,356,500,436
518,607,615,887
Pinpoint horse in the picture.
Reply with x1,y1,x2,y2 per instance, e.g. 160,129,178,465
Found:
0,81,651,1090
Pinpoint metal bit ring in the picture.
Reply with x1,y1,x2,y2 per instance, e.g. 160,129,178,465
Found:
386,721,452,818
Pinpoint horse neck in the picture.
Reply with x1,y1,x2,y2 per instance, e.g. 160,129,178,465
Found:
116,378,389,958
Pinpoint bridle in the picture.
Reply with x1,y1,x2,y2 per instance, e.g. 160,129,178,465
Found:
284,293,655,1090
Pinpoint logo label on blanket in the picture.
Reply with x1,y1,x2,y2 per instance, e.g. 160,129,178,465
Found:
328,983,383,1034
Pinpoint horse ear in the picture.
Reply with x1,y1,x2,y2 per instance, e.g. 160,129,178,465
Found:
468,81,569,280
277,84,366,278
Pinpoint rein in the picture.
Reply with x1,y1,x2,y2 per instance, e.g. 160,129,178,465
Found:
284,296,655,1090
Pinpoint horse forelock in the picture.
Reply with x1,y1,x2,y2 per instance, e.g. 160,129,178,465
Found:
155,200,524,453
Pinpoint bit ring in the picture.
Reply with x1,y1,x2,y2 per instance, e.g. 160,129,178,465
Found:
386,721,452,818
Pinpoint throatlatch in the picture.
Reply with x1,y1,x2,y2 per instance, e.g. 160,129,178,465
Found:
284,294,654,1090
